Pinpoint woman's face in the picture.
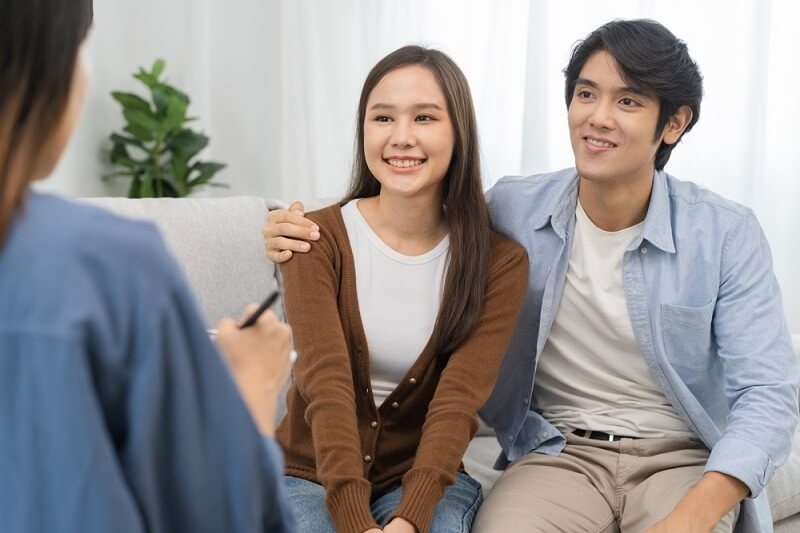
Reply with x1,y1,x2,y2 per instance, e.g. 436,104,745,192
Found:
363,65,455,202
35,45,89,180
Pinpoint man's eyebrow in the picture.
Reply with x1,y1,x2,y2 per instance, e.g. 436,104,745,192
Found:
574,77,652,98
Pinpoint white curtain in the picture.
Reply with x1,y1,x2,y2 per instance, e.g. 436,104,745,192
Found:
46,0,799,329
275,0,800,331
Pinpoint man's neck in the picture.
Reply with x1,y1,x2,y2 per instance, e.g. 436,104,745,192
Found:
577,175,653,232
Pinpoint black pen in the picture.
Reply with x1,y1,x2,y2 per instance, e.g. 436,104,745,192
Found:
238,290,281,329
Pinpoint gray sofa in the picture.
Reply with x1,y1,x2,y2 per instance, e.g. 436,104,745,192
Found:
82,195,800,531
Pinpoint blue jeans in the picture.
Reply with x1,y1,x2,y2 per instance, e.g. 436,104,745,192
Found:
285,472,483,533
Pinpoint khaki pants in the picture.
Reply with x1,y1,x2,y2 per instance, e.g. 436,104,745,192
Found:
473,433,739,533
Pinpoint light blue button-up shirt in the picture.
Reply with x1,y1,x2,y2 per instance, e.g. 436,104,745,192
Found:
480,168,800,531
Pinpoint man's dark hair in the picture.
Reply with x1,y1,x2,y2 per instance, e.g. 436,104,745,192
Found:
564,19,703,170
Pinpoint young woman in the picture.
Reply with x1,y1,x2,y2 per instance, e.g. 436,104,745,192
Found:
0,1,295,531
276,46,528,533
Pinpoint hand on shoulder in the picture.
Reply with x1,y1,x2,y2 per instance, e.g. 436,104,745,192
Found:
262,200,320,262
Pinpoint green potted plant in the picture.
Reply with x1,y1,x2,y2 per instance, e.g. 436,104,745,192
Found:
105,59,227,198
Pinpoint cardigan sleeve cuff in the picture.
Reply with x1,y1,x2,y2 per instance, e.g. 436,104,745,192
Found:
326,479,378,533
392,469,449,533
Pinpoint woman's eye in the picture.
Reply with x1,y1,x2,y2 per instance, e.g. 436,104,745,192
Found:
416,115,434,122
375,115,392,122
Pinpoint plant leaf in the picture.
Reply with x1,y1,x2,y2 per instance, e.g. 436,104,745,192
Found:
123,123,155,142
110,142,135,167
110,133,145,149
128,176,141,198
133,69,158,88
151,86,169,116
111,92,151,113
167,129,208,160
139,175,155,198
161,84,190,106
188,161,226,188
151,58,166,80
123,108,162,137
164,93,188,131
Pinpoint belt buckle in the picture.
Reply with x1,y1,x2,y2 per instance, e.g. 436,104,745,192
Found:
605,432,616,442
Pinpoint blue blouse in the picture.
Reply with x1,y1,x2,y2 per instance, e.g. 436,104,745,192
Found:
0,192,295,533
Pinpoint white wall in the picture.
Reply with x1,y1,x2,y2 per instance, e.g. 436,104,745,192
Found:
41,0,282,199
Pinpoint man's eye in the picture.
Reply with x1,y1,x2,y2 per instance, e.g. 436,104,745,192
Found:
620,97,638,107
577,90,593,99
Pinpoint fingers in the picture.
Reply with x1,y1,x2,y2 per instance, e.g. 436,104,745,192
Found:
239,302,262,321
263,218,320,240
266,207,318,232
263,205,320,264
288,200,305,214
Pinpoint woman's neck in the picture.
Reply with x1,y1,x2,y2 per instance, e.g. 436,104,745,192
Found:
356,194,447,256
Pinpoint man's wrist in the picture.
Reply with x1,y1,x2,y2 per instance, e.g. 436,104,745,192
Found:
669,471,747,530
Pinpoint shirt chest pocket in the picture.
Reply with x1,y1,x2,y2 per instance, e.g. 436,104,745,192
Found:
660,300,715,371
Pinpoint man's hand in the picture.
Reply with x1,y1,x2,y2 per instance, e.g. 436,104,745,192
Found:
216,306,293,437
645,514,702,533
262,200,319,263
382,517,416,533
644,471,747,533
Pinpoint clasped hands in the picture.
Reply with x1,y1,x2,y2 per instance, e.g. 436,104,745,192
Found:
363,517,416,533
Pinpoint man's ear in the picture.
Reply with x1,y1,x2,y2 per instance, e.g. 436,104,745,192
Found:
662,105,693,145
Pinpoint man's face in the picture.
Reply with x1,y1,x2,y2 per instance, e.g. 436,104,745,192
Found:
567,50,666,190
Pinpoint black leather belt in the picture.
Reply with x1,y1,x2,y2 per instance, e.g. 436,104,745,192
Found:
572,429,639,442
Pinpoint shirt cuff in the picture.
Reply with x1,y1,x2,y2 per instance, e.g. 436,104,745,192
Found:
705,436,775,498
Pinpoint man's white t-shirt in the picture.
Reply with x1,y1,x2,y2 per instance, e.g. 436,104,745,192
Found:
533,201,693,438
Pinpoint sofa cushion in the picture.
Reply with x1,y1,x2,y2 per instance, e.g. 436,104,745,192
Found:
80,196,279,328
769,425,800,521
767,334,800,521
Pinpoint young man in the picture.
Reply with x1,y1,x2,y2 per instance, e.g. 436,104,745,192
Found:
263,19,799,532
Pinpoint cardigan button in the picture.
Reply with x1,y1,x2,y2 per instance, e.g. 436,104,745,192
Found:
363,455,372,462
409,378,417,385
391,401,400,408
370,420,378,428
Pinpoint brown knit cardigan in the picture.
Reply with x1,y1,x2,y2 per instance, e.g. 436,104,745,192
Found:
276,204,528,533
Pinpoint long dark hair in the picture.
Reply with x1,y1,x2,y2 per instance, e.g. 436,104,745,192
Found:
343,45,491,366
564,19,703,170
0,0,94,245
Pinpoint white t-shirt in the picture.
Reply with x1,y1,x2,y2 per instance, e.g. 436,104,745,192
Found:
533,201,693,438
341,200,449,408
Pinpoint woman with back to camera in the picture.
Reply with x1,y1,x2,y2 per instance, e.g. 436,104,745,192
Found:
0,1,295,531
276,45,528,533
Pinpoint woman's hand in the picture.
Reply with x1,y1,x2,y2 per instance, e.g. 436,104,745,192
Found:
382,517,417,533
216,306,293,436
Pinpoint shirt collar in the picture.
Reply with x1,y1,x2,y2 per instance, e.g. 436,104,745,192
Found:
531,170,580,237
533,168,675,254
638,169,676,254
